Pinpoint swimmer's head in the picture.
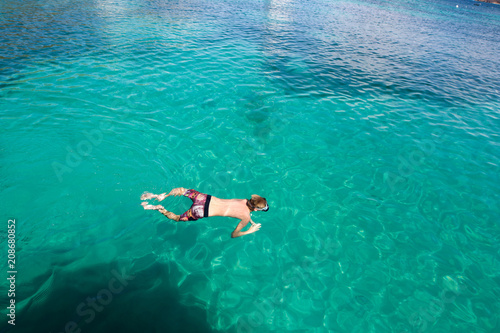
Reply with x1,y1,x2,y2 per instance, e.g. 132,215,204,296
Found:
248,195,269,212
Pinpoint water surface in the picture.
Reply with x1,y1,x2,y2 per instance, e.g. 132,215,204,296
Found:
1,0,499,332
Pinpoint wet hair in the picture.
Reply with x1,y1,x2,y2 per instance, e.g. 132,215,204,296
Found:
248,194,267,209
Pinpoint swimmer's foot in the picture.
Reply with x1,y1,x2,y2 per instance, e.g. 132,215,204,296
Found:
141,192,168,201
141,202,164,210
141,192,156,200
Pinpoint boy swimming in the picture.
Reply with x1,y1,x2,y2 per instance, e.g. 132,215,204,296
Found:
141,187,269,238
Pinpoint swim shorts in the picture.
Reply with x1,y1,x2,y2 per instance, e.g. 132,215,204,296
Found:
179,189,211,221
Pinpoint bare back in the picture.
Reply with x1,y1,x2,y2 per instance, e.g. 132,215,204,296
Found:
208,197,251,221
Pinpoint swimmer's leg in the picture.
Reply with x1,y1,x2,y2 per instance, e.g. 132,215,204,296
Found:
159,208,180,221
141,202,180,221
141,187,187,201
165,187,188,198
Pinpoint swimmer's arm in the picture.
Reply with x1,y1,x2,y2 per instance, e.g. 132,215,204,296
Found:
231,219,261,238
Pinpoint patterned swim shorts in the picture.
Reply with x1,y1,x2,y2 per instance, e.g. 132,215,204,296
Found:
179,189,212,221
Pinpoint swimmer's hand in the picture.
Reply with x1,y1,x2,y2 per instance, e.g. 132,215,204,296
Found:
248,223,261,234
231,220,261,238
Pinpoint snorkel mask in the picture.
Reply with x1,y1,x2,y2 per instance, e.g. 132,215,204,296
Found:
255,203,269,212
254,202,269,212
248,198,269,212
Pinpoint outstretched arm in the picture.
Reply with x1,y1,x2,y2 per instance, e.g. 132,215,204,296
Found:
231,219,261,238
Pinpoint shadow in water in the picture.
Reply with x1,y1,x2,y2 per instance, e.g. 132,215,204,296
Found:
0,258,223,333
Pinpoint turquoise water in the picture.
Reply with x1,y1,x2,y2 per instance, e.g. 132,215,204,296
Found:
1,0,500,332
